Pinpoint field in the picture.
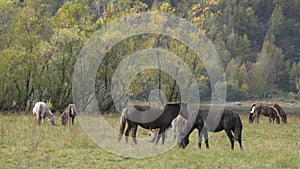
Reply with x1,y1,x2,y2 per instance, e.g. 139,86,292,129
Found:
0,107,300,169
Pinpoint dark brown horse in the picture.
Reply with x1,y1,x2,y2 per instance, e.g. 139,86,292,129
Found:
178,109,243,150
249,103,287,124
117,102,189,145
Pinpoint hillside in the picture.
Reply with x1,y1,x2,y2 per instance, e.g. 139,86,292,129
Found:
0,0,299,111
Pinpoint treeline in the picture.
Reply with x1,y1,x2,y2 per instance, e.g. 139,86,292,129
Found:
0,0,299,111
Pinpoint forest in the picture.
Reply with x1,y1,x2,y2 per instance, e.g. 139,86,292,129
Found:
0,0,299,112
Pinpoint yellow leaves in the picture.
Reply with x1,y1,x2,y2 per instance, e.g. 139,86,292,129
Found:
207,0,219,5
52,1,92,29
191,4,201,11
188,2,219,28
57,7,63,13
159,2,175,13
203,7,210,12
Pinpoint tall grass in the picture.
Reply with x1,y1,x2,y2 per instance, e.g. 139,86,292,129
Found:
0,112,299,168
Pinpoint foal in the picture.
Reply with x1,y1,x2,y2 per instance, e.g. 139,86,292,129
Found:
149,115,186,143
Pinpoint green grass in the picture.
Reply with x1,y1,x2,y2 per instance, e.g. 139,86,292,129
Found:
0,112,299,169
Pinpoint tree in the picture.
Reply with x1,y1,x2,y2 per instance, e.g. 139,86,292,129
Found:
226,32,252,64
255,40,284,94
265,4,285,43
249,63,267,97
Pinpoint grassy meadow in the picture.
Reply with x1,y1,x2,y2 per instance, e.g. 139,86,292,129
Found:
0,108,299,169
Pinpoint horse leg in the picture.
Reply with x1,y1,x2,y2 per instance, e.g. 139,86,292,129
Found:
198,127,208,149
156,128,166,145
173,127,177,143
225,129,235,150
238,137,243,150
198,129,202,149
72,116,75,125
269,116,273,124
255,115,259,124
276,116,280,124
37,114,41,125
125,126,131,144
68,115,71,125
132,125,138,144
198,128,205,149
203,128,209,149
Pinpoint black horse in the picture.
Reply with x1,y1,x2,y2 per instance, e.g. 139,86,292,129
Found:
178,109,243,150
117,102,189,145
249,104,280,124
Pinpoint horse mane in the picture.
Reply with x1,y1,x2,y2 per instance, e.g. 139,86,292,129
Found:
269,106,280,118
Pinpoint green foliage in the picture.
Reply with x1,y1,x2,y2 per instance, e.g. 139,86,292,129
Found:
256,40,284,91
0,0,299,110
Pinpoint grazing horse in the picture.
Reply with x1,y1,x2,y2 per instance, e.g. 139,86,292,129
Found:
149,115,186,143
117,102,189,145
32,102,56,125
178,109,243,150
250,103,287,124
249,104,280,124
61,104,78,125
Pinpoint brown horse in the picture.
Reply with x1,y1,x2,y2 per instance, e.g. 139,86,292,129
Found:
61,104,78,125
117,102,189,145
250,103,287,124
178,109,243,150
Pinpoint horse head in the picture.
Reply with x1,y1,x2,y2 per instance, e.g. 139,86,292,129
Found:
273,104,287,124
282,115,287,124
50,115,56,125
178,136,189,149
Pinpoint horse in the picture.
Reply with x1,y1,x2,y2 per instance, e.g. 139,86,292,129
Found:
249,104,280,124
178,109,243,150
117,102,189,145
32,102,56,125
61,104,78,125
149,115,186,143
250,103,287,124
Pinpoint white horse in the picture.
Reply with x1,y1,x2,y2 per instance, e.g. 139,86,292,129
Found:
61,104,78,125
32,102,56,125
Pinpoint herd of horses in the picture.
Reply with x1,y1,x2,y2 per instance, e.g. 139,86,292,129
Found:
116,102,287,150
33,101,287,150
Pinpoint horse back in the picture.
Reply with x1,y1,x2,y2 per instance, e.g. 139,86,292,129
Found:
199,109,242,132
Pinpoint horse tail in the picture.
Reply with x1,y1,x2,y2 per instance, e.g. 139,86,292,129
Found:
61,111,68,125
248,112,253,123
118,108,127,142
69,104,77,116
249,104,256,123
